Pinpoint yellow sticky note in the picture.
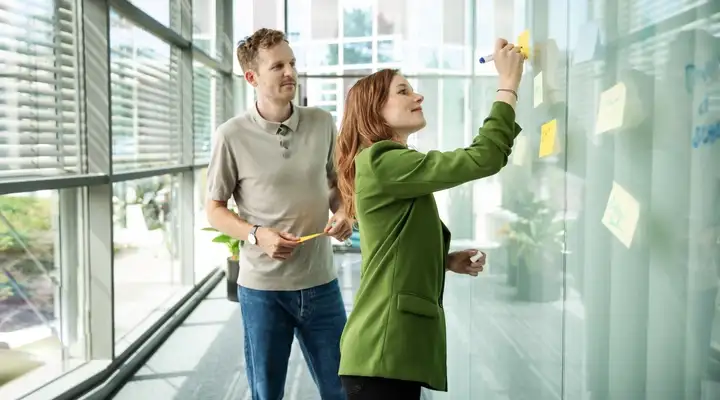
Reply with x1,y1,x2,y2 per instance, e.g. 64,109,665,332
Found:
602,182,640,248
595,82,627,134
299,232,325,243
533,72,543,108
517,30,530,59
512,135,528,166
538,119,557,158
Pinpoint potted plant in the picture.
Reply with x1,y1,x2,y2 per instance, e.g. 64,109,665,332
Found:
501,195,565,302
201,227,242,302
498,186,537,286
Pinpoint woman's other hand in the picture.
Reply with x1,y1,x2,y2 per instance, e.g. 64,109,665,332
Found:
493,38,525,91
447,250,486,277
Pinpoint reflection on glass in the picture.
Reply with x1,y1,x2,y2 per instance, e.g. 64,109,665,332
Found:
112,175,182,345
0,191,61,386
109,10,181,171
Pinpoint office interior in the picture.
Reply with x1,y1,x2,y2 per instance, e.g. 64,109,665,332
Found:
0,0,718,399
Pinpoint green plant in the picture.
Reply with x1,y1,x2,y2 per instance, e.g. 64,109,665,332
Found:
202,227,242,261
0,196,53,254
499,194,565,269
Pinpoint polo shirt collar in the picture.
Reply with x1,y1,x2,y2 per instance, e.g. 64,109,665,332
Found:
250,102,300,134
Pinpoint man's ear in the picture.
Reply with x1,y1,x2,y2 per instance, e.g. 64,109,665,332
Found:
244,70,258,87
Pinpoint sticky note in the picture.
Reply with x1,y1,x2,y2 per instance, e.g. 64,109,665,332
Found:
299,232,325,242
518,30,530,59
512,135,528,166
573,21,602,64
595,82,627,134
539,119,557,158
534,72,543,108
602,182,640,248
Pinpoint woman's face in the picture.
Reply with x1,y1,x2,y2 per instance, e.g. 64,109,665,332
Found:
380,74,426,136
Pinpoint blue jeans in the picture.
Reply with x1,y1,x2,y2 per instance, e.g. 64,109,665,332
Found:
238,279,347,400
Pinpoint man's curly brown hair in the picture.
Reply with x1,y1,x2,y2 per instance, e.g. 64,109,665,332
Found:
236,28,288,72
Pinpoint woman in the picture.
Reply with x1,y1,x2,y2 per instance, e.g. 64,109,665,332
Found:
333,38,526,399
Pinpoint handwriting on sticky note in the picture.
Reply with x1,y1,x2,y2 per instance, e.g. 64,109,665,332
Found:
534,72,543,108
512,135,528,166
595,82,627,135
518,30,530,59
539,119,557,158
602,182,640,248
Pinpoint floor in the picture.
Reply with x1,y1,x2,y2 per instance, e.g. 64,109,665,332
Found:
109,251,720,400
113,253,574,400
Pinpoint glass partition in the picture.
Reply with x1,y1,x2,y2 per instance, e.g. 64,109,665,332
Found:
288,1,720,399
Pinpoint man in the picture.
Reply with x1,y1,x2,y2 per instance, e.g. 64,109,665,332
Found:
205,28,352,400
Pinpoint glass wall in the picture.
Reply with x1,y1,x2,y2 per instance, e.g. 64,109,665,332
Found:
239,0,720,399
0,0,233,397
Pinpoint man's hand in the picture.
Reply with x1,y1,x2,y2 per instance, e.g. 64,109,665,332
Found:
447,249,486,277
324,210,354,242
256,227,300,260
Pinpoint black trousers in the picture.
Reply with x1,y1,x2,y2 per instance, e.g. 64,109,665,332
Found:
340,375,423,400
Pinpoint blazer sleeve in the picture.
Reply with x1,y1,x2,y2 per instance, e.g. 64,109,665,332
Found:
366,101,522,199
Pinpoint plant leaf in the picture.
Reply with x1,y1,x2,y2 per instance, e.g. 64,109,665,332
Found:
212,234,232,243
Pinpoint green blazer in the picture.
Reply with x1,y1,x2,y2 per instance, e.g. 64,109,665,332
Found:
338,101,522,391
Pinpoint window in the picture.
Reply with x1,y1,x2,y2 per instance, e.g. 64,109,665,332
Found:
378,40,396,63
128,0,173,28
193,0,215,55
110,11,182,171
343,7,372,38
0,0,82,179
193,0,221,59
193,63,224,164
112,175,183,348
343,42,372,65
377,2,405,35
0,190,85,387
194,168,227,283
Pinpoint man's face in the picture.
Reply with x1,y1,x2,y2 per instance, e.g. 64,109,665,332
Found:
245,42,297,102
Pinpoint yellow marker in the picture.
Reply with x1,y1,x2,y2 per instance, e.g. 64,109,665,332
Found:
518,30,530,59
538,119,558,158
298,232,325,243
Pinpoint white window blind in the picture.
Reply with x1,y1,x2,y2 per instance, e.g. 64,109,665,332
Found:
192,62,223,163
192,62,213,163
0,0,81,179
110,9,181,171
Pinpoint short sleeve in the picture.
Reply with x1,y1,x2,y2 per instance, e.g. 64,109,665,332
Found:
206,126,239,202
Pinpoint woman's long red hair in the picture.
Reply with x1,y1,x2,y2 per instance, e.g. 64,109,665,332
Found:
335,69,399,219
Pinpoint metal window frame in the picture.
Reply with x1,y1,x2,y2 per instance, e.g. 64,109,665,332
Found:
0,1,237,397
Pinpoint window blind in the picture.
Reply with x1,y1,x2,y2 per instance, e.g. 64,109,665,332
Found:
110,9,182,171
0,0,81,179
192,62,213,163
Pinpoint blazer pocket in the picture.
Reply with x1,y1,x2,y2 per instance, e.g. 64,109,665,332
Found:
396,293,439,319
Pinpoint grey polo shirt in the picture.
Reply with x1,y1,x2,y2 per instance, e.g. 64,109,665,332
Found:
206,103,337,291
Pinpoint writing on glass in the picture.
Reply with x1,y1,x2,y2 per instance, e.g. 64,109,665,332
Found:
685,58,719,148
